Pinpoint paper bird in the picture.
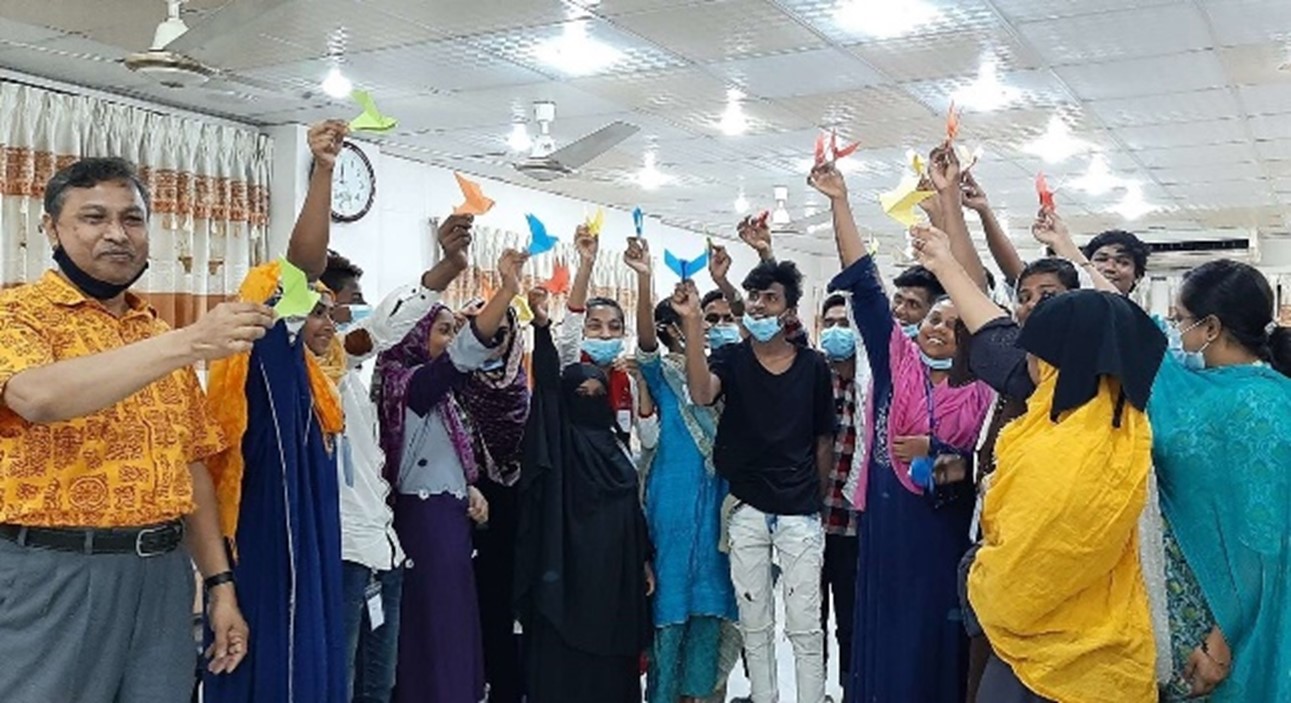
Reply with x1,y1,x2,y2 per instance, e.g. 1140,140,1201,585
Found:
664,249,709,281
946,101,962,141
585,207,605,237
754,210,770,229
452,173,494,216
544,261,571,296
910,152,927,178
512,294,534,324
526,214,557,256
1036,172,1056,212
814,130,860,167
867,237,881,256
632,207,645,237
879,175,936,227
273,257,321,319
349,90,398,133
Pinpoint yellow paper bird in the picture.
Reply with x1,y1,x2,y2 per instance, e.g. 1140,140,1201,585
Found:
349,90,398,133
910,153,926,178
512,294,534,324
585,207,605,237
879,175,935,227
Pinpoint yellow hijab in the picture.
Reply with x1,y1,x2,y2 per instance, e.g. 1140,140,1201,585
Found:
969,362,1156,702
206,261,345,540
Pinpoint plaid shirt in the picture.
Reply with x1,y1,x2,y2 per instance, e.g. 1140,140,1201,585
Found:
824,370,860,536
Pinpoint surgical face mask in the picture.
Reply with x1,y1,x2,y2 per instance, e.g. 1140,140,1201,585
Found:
480,357,505,372
742,312,783,343
901,321,921,339
820,326,857,360
920,350,953,371
581,337,623,366
337,303,372,333
706,324,742,349
1168,319,1209,370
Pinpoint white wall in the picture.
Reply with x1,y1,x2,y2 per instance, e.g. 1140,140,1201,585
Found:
263,125,835,322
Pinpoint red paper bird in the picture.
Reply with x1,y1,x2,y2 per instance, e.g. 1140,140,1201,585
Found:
754,210,770,229
543,260,571,296
814,130,860,167
946,101,962,141
1036,172,1056,212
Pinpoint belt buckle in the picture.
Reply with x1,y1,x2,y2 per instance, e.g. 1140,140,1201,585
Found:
134,524,171,558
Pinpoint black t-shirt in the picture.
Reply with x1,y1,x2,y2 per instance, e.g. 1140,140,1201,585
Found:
709,340,836,515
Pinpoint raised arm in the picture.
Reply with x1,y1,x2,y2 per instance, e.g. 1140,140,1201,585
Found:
473,249,528,344
568,224,596,311
707,242,746,317
808,164,867,268
624,237,657,352
737,215,776,263
928,145,987,291
963,172,1025,284
288,121,348,280
1032,211,1120,294
910,225,1008,334
673,287,721,406
1,302,272,424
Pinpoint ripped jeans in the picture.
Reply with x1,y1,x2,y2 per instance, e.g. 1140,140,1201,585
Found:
728,504,826,703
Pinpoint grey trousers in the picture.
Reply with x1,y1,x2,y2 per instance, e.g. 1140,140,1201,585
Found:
0,535,196,703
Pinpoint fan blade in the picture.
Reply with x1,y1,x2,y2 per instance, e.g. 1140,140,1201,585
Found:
546,121,639,171
165,0,298,55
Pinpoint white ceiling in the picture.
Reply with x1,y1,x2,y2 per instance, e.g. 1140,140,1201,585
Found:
1,0,1290,262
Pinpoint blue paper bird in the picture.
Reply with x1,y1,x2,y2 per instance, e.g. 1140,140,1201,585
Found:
664,249,709,281
632,207,645,237
527,214,557,255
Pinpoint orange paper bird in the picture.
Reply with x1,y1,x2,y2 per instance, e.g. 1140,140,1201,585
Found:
946,101,962,141
814,130,860,166
1036,172,1056,212
543,261,571,296
452,173,495,216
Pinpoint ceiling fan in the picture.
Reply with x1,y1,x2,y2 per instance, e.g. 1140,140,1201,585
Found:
453,101,640,182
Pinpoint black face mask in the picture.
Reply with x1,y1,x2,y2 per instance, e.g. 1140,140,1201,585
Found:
53,245,148,301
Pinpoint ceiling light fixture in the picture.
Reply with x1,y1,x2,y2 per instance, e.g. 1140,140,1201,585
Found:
951,59,1021,112
719,88,749,136
1111,181,1155,220
1070,154,1119,196
1023,115,1094,164
535,20,623,76
507,121,533,153
638,151,673,191
771,185,791,225
734,190,750,214
834,0,940,39
320,65,353,99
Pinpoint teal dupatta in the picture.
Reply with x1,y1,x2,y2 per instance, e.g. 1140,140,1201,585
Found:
1148,351,1291,701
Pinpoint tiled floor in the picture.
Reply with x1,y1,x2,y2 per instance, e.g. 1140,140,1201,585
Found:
721,599,847,703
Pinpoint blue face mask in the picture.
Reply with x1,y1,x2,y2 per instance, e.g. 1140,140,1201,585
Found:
581,337,623,366
820,326,857,360
707,324,742,349
337,303,372,333
920,350,953,371
742,313,783,343
1167,320,1209,370
901,322,921,339
479,357,505,372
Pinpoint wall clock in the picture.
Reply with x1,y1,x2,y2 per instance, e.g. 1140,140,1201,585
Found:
327,141,375,223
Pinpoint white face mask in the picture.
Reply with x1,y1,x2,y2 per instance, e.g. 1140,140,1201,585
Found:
1169,319,1209,370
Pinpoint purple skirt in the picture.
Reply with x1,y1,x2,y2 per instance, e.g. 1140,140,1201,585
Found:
393,493,485,703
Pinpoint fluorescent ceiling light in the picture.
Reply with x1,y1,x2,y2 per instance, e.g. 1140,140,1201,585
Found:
734,191,750,214
320,65,352,99
1023,115,1094,164
535,20,623,76
719,88,748,136
507,122,532,152
638,151,673,191
951,59,1021,112
1110,182,1155,220
1070,154,1119,196
834,0,939,39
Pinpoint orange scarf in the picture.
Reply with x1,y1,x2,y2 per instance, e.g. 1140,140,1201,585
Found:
206,261,345,540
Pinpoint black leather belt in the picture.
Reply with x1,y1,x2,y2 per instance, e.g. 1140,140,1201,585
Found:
0,520,185,557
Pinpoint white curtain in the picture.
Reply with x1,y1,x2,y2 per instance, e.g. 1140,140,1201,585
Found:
0,80,271,327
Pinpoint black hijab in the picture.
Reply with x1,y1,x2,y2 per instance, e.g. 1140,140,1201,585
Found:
1017,290,1166,426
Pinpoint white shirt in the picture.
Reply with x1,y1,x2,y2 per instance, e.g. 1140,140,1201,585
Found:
336,283,439,572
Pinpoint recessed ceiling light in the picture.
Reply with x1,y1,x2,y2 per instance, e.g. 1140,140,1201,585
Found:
834,0,940,39
1023,115,1094,164
1070,154,1120,196
1110,181,1155,220
507,122,532,152
951,59,1021,112
638,151,673,190
734,191,750,214
719,88,749,136
534,20,623,76
320,65,352,99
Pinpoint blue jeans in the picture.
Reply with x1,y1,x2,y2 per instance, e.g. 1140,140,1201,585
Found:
342,561,404,703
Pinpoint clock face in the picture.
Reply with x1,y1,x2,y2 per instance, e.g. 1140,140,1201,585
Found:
330,142,375,223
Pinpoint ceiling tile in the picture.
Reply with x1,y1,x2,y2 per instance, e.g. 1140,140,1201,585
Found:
1115,118,1250,149
571,67,732,114
1085,88,1243,126
784,85,934,130
1016,4,1213,65
1237,83,1291,116
708,48,885,98
1134,142,1259,168
665,95,816,136
0,38,150,94
1055,51,1228,100
848,28,1041,83
464,17,686,78
0,18,64,44
901,68,1075,113
1215,44,1291,86
609,0,824,62
337,40,551,93
378,0,576,38
451,81,628,125
778,0,999,46
991,0,1184,23
1150,161,1267,184
1201,0,1291,47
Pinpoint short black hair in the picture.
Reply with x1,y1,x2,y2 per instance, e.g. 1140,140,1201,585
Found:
701,289,727,310
654,299,682,349
44,157,150,219
586,296,625,322
1017,257,1079,292
321,250,364,293
1082,230,1149,278
742,259,804,307
893,265,946,300
821,293,848,317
